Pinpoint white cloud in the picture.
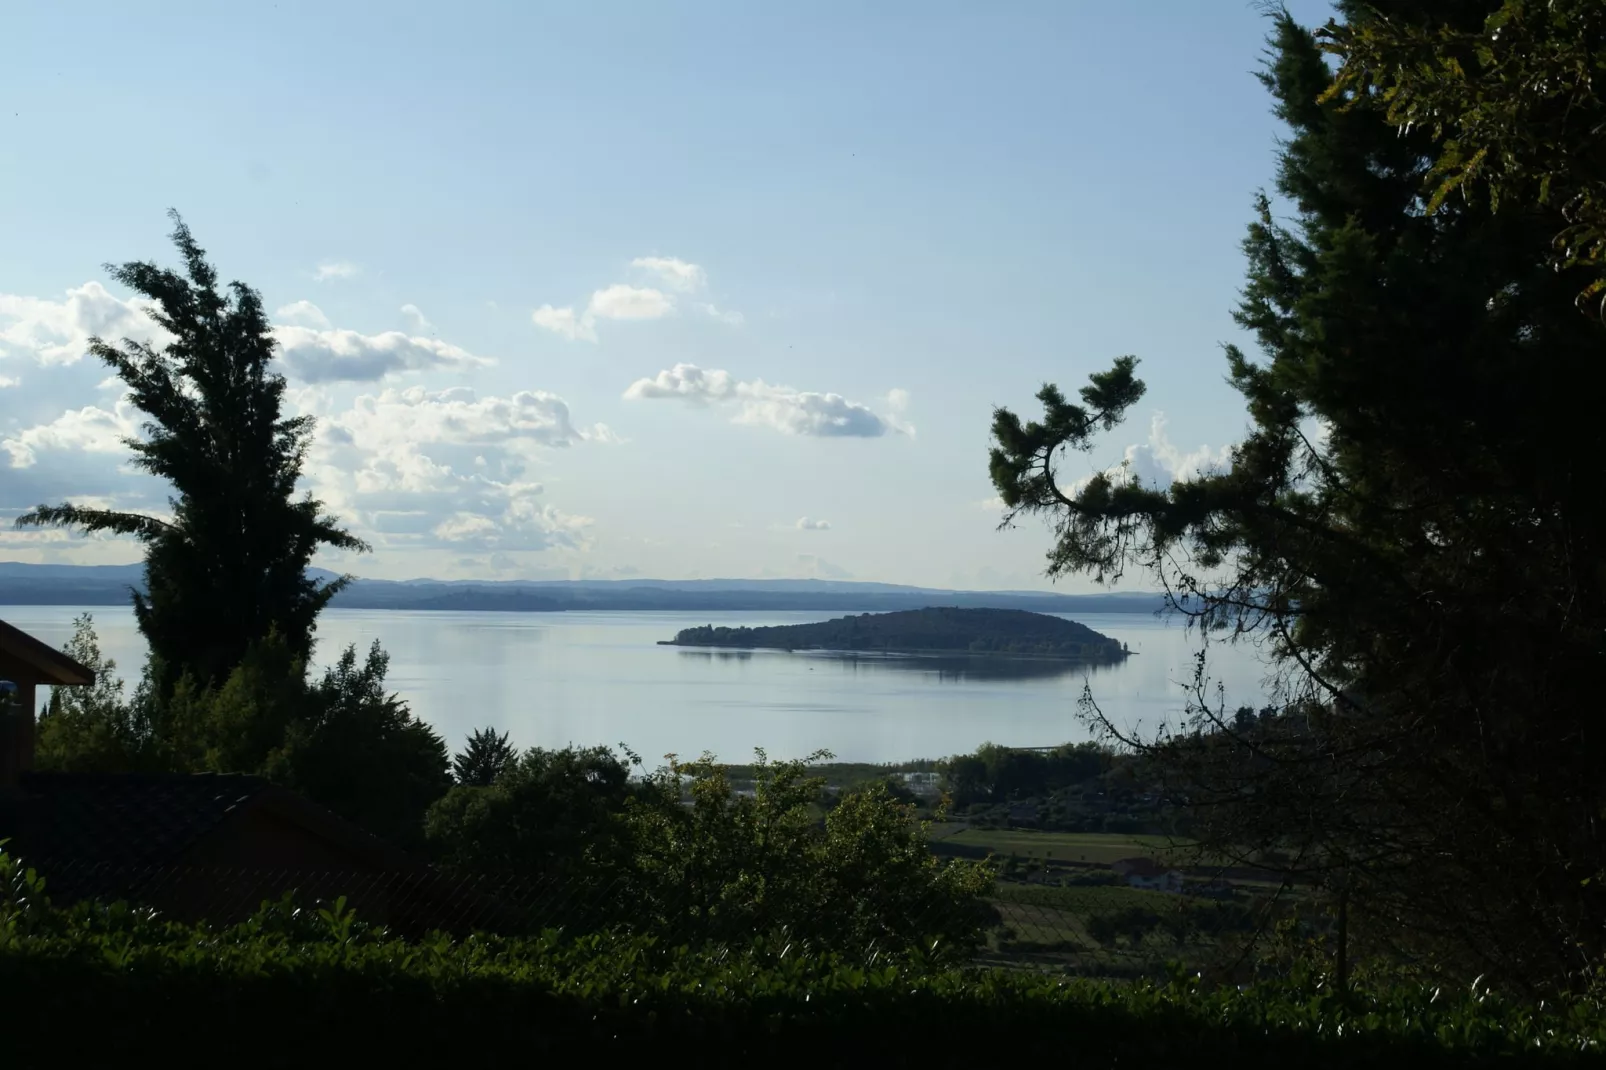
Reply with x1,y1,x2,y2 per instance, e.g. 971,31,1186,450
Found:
624,363,905,439
1069,412,1231,496
314,261,359,282
0,375,17,388
0,282,166,366
974,496,1007,512
3,396,140,468
400,303,432,332
531,304,598,343
272,326,492,383
274,300,332,329
298,386,601,556
795,517,831,531
698,303,744,325
586,284,673,321
531,286,671,343
631,256,706,293
532,257,739,342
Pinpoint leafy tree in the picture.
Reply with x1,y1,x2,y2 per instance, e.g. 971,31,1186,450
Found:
989,10,1606,988
424,745,637,878
15,211,367,700
619,750,996,962
266,642,452,851
33,614,158,773
452,727,517,787
1321,0,1606,315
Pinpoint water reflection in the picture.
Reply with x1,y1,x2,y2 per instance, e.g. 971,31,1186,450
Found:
676,647,1127,683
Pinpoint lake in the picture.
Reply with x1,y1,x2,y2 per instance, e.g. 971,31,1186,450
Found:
2,606,1277,764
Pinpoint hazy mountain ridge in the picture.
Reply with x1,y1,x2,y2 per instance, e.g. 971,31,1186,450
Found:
0,562,1165,614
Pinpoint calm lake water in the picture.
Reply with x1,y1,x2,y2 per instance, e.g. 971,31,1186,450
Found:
3,606,1276,764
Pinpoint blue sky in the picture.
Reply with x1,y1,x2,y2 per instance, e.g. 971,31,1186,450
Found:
0,0,1334,591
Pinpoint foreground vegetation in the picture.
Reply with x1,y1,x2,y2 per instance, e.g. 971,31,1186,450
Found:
3,847,1601,1068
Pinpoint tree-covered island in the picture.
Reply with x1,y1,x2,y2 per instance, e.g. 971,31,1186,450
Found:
660,607,1131,662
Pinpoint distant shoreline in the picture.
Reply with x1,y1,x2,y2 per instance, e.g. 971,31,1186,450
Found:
0,566,1170,617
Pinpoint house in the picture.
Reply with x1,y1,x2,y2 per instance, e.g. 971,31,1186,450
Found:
0,618,493,934
1111,856,1185,894
0,618,96,784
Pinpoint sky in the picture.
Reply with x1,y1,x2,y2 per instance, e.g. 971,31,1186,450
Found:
0,0,1335,592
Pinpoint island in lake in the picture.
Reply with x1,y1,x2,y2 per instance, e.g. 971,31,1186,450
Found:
660,607,1131,663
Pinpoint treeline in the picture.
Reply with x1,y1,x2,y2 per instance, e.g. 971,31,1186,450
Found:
938,740,1178,835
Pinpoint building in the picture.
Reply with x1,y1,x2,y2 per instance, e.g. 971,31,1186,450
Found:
0,618,489,934
1111,856,1185,894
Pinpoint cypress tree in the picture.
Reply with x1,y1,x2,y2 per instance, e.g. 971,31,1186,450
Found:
17,212,367,700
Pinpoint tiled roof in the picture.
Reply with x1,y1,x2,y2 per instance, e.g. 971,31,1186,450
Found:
4,772,270,866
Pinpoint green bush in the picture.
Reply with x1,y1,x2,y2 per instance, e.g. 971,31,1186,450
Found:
2,845,1602,1068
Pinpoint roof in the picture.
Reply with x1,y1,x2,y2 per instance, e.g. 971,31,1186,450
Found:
0,619,96,686
0,772,418,872
3,772,269,866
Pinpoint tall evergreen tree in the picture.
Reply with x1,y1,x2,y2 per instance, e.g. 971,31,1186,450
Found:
16,212,367,699
989,9,1606,988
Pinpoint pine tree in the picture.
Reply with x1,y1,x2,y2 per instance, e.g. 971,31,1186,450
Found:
989,10,1606,987
16,212,367,699
452,727,517,787
1322,0,1606,315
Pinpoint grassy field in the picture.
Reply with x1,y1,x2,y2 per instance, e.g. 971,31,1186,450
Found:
938,827,1189,866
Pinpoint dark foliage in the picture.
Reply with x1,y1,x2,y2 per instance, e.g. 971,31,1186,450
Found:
424,745,638,880
451,727,518,787
988,9,1606,989
1321,0,1606,316
2,846,1602,1069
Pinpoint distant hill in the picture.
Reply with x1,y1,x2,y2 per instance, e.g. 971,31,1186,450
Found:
661,607,1132,662
0,562,1165,615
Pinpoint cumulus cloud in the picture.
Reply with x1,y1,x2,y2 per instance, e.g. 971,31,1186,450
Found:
1068,412,1232,496
400,303,432,332
532,256,738,342
314,261,359,281
1,282,166,366
0,375,17,389
274,300,332,329
587,284,673,321
531,304,598,343
795,517,831,531
272,326,492,383
623,363,906,438
631,256,706,292
296,386,602,556
2,396,140,468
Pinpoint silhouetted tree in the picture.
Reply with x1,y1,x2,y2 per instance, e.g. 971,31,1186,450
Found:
452,727,517,787
989,9,1606,989
1321,0,1606,315
15,211,366,700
